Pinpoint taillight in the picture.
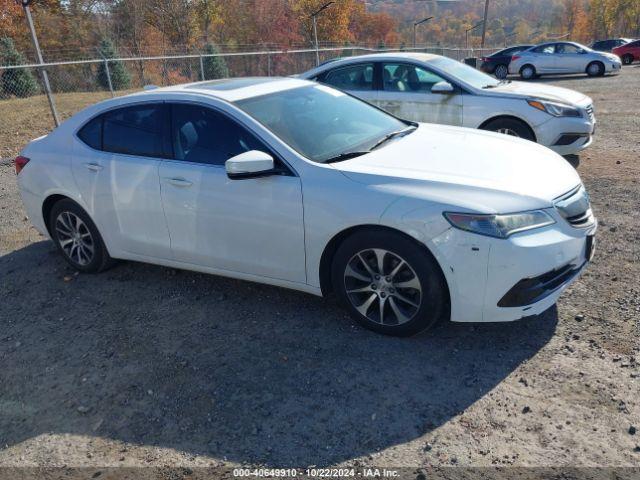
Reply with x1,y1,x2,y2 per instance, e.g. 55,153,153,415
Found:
15,156,30,175
511,55,521,62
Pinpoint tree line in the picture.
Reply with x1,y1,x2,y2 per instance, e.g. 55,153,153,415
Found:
1,0,639,99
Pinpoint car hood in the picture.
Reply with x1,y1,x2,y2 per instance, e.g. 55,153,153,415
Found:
332,124,582,214
489,81,591,106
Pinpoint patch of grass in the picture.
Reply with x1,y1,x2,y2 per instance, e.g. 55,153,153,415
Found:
0,90,138,159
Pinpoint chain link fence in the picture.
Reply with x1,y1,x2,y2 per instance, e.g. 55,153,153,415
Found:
0,45,497,160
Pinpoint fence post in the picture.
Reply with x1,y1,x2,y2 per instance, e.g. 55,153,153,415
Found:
267,53,272,76
104,59,114,97
199,55,205,81
23,4,60,127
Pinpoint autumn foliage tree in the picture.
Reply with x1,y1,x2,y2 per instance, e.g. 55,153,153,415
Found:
1,0,639,93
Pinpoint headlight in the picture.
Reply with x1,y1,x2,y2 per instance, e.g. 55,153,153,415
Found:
527,99,582,117
443,210,555,238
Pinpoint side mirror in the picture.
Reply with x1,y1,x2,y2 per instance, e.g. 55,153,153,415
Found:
225,150,275,180
431,81,454,94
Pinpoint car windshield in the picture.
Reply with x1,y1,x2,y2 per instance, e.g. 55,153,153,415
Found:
429,56,500,89
235,84,410,163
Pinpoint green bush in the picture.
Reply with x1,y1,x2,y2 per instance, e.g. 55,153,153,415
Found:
96,38,130,90
0,37,38,98
202,43,229,80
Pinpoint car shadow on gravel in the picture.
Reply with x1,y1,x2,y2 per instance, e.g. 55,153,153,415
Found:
1,241,558,466
517,74,616,84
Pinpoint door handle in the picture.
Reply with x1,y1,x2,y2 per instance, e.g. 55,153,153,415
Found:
165,177,193,187
84,162,103,172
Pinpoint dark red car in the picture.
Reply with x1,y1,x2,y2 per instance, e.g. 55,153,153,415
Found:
613,39,640,65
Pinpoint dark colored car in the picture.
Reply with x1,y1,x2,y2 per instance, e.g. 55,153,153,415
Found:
613,39,640,64
479,45,534,79
591,38,634,52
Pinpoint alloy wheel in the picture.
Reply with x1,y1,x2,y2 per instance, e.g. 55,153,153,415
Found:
588,63,602,76
495,65,508,79
522,66,534,79
343,248,422,326
55,211,95,266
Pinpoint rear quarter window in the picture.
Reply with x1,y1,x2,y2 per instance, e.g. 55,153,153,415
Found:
77,116,102,150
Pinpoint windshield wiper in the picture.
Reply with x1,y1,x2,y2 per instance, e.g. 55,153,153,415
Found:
482,84,499,89
323,151,370,163
370,126,417,151
324,125,417,163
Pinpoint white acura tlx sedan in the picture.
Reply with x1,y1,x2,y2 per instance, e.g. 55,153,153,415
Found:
16,77,597,336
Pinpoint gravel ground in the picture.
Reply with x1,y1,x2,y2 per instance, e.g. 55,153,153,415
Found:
0,67,639,473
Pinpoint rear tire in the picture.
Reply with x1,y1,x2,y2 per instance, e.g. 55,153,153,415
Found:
331,229,449,337
481,117,535,141
49,199,114,273
520,64,536,80
622,54,634,65
494,64,508,79
586,61,604,77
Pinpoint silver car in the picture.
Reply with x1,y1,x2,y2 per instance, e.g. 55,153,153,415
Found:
300,53,596,156
509,42,622,79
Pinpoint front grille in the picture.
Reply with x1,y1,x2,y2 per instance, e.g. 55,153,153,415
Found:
585,104,595,122
554,185,595,228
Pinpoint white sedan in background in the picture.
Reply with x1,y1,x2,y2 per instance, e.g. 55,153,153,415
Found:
300,52,596,156
16,78,596,337
509,41,622,79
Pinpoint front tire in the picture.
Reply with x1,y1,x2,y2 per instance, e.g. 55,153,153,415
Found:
586,61,604,77
622,54,634,65
481,117,535,141
494,64,508,79
520,64,536,80
331,229,448,337
49,199,114,273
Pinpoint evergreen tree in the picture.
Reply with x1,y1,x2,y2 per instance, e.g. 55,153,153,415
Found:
202,43,229,80
96,38,130,90
0,37,38,98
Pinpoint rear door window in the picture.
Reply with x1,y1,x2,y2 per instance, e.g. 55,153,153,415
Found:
102,104,168,158
323,63,374,91
555,43,581,54
534,44,555,54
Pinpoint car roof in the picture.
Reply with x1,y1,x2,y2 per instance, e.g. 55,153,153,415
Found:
494,44,533,52
301,52,443,75
122,76,313,103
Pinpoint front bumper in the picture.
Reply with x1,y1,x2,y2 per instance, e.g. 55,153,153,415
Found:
606,60,622,73
430,211,597,323
535,114,595,156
